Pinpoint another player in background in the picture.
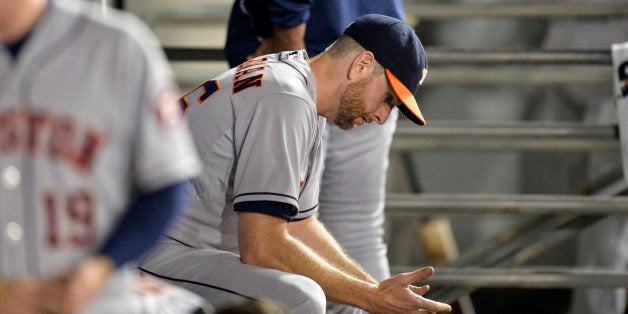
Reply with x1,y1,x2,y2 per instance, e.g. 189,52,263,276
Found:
138,14,449,314
0,0,203,313
225,2,406,311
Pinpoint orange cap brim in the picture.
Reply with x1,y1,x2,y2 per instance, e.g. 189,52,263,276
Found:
385,69,426,125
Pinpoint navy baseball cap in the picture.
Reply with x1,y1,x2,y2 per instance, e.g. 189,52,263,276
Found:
343,14,428,125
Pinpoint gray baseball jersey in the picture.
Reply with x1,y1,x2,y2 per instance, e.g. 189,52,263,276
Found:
138,51,328,312
0,0,200,280
166,50,324,253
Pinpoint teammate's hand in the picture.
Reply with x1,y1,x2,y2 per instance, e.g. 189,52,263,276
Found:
62,255,114,313
39,255,115,314
368,266,452,314
0,278,44,314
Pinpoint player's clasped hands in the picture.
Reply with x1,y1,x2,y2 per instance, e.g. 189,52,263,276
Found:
369,266,452,314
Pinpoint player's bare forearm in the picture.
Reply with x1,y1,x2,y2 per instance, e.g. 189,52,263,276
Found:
238,212,377,308
288,216,377,283
238,213,451,313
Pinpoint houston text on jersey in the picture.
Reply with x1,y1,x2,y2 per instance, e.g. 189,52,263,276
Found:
0,109,103,172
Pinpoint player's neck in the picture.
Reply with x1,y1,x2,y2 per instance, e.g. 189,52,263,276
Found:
309,53,349,120
0,0,46,44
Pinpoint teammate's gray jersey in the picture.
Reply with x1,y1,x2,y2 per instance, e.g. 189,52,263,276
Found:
169,51,325,253
0,0,200,279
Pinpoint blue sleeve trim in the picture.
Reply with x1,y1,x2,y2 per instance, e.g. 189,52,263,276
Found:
234,201,297,221
234,191,298,202
99,181,191,267
300,203,318,214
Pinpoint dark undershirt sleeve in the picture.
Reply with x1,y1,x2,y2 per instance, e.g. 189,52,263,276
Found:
268,0,314,27
234,200,297,221
99,181,190,267
4,32,31,58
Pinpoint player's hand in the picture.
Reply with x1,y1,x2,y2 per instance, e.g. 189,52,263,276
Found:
62,255,114,313
39,255,115,314
368,266,452,314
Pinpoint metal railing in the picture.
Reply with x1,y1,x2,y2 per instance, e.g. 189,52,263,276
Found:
164,47,615,87
391,266,628,289
385,193,628,216
391,121,619,151
164,47,614,65
144,2,628,27
403,2,628,19
392,175,628,302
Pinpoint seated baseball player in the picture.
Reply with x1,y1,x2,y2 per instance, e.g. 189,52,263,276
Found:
138,14,451,314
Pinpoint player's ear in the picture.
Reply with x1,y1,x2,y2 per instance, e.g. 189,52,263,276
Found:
348,50,375,81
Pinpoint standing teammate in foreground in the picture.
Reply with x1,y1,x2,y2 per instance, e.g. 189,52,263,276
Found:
0,0,203,313
138,14,450,314
225,2,407,312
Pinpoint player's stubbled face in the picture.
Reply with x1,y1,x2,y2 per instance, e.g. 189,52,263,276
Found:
335,73,394,130
335,76,370,130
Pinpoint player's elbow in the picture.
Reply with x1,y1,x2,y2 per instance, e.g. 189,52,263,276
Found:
239,245,261,265
238,211,292,268
239,233,293,270
239,243,274,267
238,234,274,266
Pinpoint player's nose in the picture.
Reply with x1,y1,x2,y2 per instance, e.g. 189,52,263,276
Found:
372,103,392,124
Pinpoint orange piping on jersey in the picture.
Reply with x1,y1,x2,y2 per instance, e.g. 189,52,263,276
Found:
234,66,266,81
233,73,265,94
180,97,190,112
180,87,194,109
232,57,269,94
180,79,221,110
198,80,221,104
236,56,269,70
